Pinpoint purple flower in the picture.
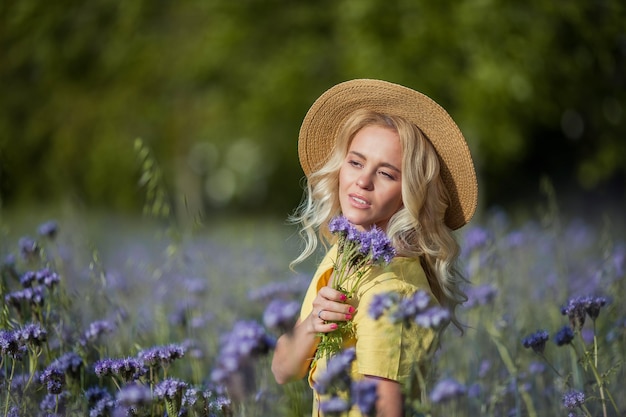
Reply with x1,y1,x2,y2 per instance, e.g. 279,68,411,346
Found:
561,295,608,329
0,329,26,359
40,367,65,394
85,386,113,407
365,227,396,264
561,297,587,330
36,268,60,288
94,358,115,377
138,344,185,367
4,287,45,309
155,378,188,400
262,299,300,331
582,296,607,320
463,227,491,252
182,387,200,407
95,357,146,382
464,284,498,308
116,383,152,407
81,320,116,345
554,326,575,346
351,379,378,415
19,236,39,259
522,330,550,354
562,390,585,409
89,396,115,417
112,357,147,382
415,306,451,329
50,352,84,378
429,378,467,403
38,220,59,239
40,391,70,412
389,290,431,323
211,320,275,383
314,347,356,395
319,396,351,415
19,271,38,287
17,322,47,346
528,361,546,374
368,292,401,320
478,360,491,378
247,275,309,301
329,216,357,236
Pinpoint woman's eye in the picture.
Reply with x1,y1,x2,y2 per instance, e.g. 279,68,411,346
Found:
380,171,396,180
348,160,362,168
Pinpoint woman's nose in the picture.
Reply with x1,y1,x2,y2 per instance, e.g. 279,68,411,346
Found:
357,174,373,190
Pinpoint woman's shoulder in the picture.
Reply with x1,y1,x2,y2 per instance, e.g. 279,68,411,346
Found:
359,256,430,296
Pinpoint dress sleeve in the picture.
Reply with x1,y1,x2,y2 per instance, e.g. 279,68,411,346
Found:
352,259,437,384
299,246,337,322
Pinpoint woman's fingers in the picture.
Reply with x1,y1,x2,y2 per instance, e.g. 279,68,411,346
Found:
318,286,348,302
311,286,356,333
316,307,354,323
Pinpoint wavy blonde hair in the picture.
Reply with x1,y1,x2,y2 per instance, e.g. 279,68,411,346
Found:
290,109,468,329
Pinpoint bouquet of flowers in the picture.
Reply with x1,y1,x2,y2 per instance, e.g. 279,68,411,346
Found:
315,216,396,361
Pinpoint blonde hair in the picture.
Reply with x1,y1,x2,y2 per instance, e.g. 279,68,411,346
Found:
290,109,468,329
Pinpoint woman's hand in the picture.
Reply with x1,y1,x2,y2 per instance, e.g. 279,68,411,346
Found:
271,285,354,384
310,285,355,333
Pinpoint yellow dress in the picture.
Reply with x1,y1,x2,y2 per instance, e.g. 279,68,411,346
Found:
299,245,438,416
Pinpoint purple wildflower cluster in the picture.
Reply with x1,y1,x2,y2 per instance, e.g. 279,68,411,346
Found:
80,320,117,345
138,343,186,367
94,357,147,382
37,220,59,239
247,274,309,301
429,378,467,404
210,320,275,385
155,377,188,400
562,390,585,409
1,328,27,359
522,330,550,354
19,268,60,288
328,215,396,265
315,348,378,416
18,236,39,259
464,283,498,309
262,299,300,331
40,367,65,394
4,286,46,309
369,290,451,330
561,295,608,329
554,325,575,346
115,383,152,408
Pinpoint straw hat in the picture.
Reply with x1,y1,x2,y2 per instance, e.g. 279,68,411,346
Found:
298,79,478,230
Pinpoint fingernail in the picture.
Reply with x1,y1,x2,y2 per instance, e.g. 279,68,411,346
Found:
345,314,352,320
340,294,347,301
348,306,355,314
330,323,338,330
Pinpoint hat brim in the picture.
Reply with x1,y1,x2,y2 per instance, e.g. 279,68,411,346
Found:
298,79,478,230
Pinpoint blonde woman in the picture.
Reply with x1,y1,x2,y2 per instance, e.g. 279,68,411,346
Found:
272,79,478,416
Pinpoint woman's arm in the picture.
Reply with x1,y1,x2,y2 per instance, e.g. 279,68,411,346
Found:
365,376,404,417
271,286,353,384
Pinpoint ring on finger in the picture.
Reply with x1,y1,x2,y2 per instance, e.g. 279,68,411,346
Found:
318,309,325,320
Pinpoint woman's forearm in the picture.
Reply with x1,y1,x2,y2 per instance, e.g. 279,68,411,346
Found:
271,316,319,384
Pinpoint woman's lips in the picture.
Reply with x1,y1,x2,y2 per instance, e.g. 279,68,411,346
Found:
349,193,370,208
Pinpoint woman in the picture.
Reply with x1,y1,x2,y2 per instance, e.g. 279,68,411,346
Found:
271,79,478,416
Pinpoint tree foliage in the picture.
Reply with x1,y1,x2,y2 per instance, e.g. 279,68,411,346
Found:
1,0,624,217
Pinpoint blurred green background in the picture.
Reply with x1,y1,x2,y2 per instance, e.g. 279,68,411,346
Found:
1,0,624,222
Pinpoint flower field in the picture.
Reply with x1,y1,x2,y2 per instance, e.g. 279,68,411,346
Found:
0,203,624,416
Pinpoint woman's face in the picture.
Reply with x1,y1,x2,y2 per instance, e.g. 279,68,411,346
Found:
339,125,404,231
